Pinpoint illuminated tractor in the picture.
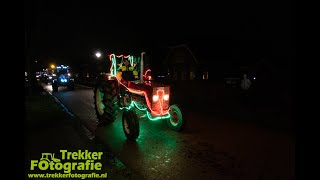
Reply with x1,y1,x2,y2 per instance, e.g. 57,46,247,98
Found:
93,52,185,140
52,65,75,92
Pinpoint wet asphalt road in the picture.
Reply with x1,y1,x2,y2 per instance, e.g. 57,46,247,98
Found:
43,84,294,180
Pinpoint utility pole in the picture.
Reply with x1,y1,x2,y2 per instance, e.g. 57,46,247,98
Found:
25,17,32,96
25,0,35,96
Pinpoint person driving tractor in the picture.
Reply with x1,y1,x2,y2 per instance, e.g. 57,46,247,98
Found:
116,58,139,103
116,58,139,81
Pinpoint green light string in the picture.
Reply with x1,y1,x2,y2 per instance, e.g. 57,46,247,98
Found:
119,100,134,110
119,100,170,121
129,56,133,66
146,111,171,121
112,55,117,76
132,101,147,111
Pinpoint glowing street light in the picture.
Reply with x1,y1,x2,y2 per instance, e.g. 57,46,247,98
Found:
50,64,55,69
95,52,101,58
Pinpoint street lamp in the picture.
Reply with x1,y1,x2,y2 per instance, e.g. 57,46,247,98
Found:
95,52,101,58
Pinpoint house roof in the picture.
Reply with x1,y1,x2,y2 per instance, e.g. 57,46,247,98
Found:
167,44,199,65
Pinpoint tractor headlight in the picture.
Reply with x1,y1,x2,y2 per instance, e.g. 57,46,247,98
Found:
152,95,159,102
60,78,67,82
163,94,169,101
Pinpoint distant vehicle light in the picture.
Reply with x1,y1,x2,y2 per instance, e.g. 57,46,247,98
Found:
253,77,256,80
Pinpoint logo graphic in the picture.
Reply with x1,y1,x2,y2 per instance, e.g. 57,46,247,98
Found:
40,153,61,163
30,150,104,173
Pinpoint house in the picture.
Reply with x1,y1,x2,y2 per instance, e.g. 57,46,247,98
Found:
163,44,208,81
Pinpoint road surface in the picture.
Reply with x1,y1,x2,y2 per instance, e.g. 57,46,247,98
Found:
42,83,294,180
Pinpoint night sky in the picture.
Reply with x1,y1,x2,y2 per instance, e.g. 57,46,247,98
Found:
25,0,295,70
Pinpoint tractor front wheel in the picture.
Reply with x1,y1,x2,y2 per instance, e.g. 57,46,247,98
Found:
122,110,140,140
167,104,185,131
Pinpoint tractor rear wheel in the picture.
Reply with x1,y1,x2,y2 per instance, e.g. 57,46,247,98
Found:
93,79,119,125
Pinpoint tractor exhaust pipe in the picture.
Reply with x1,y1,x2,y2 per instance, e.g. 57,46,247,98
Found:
140,52,145,83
